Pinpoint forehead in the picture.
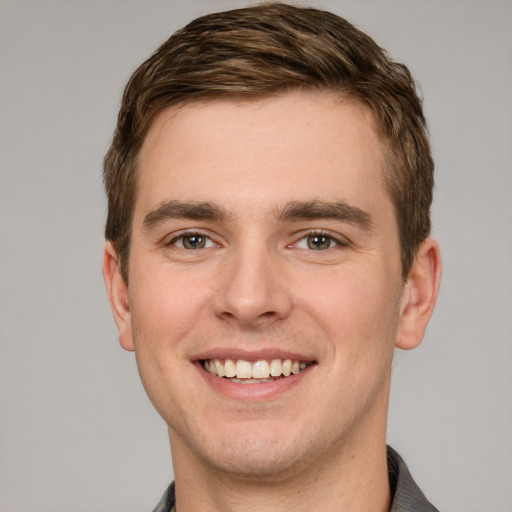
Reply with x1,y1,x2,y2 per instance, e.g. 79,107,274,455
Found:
136,92,388,215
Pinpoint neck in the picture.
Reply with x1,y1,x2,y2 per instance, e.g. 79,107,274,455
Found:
169,428,391,512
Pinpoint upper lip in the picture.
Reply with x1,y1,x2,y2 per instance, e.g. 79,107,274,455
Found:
191,348,316,362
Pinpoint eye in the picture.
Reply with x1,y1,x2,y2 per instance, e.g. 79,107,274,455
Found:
295,233,340,250
170,233,216,250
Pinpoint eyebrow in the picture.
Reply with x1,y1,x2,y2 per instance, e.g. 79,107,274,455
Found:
143,200,231,231
276,200,374,230
143,198,374,232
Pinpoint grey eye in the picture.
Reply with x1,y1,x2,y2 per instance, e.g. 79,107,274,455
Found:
171,233,216,249
306,234,333,250
182,234,207,249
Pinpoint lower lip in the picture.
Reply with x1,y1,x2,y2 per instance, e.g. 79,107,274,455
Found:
195,362,314,401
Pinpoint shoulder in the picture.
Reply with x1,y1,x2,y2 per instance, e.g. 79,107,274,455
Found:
387,446,440,512
152,482,175,512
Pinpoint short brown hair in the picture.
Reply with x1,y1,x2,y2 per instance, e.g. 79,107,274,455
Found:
104,2,433,281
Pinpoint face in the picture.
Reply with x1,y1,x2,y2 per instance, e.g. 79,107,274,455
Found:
107,92,414,479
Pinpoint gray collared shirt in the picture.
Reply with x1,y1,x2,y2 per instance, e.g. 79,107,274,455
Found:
152,446,439,512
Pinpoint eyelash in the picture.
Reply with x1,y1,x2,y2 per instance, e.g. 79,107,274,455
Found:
165,230,218,249
164,229,348,251
292,230,349,251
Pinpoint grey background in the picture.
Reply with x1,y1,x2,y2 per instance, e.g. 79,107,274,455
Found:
1,0,511,511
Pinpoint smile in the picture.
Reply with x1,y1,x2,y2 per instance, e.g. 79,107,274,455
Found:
201,358,309,383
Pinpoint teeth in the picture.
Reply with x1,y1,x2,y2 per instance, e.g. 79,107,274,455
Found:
252,360,270,379
269,359,282,377
214,359,225,377
235,359,252,379
224,359,236,378
208,360,217,376
202,358,309,380
230,378,273,384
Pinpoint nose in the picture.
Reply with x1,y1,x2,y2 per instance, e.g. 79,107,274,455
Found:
212,239,293,327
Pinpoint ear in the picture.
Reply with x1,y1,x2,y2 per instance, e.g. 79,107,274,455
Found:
395,237,442,350
102,241,134,351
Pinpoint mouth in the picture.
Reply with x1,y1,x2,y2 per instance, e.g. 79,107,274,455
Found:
200,358,312,384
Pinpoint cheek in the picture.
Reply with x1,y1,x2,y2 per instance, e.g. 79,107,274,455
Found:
128,267,211,422
129,263,212,348
296,262,402,350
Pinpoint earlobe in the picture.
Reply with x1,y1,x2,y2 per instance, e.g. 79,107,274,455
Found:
102,242,135,351
395,237,442,350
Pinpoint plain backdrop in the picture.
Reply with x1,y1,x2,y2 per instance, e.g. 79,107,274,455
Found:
1,1,511,511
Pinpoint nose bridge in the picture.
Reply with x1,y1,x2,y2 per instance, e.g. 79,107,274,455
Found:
214,232,292,325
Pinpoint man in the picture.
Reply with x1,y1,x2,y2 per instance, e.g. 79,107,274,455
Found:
102,3,442,511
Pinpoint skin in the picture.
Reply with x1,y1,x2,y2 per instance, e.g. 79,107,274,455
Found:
103,91,441,512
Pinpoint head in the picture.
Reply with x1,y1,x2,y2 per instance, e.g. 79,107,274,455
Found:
102,1,441,485
104,2,433,283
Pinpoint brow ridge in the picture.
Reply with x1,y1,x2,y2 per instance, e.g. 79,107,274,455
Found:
142,199,374,232
143,200,231,231
276,200,374,230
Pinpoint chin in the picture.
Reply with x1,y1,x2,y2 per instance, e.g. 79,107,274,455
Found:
207,438,303,479
181,419,324,481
